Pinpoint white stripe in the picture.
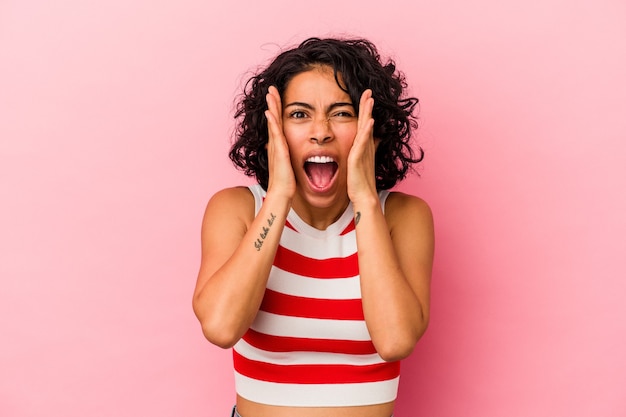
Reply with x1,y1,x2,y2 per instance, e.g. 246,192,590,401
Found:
280,226,357,259
234,338,384,366
250,311,371,341
286,200,355,239
267,267,361,299
235,372,399,407
248,184,265,215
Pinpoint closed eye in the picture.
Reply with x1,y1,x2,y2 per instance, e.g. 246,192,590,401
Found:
331,111,355,118
328,102,356,120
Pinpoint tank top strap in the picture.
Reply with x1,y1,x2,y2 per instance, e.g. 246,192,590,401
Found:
247,184,266,216
378,190,390,214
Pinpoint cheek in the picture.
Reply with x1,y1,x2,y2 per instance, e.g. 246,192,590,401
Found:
283,124,304,145
335,125,358,148
283,136,300,156
281,128,302,166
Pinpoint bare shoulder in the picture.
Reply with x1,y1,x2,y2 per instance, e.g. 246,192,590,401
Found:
384,191,433,228
384,191,435,276
202,186,255,233
195,187,256,299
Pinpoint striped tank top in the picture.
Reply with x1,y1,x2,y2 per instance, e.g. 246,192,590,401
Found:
232,184,400,407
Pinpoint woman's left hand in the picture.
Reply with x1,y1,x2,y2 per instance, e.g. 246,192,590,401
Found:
347,89,379,205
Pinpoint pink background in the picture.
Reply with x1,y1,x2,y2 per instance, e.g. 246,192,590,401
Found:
1,1,625,416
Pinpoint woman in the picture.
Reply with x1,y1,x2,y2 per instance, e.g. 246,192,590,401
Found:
192,37,434,417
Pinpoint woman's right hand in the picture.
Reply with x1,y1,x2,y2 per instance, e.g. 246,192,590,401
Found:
265,86,296,201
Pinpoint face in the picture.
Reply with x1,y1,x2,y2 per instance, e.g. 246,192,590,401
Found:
281,65,357,209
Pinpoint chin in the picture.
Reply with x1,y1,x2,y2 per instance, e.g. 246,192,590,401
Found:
301,181,347,206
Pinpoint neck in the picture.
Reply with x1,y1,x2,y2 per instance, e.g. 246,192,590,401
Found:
290,194,350,230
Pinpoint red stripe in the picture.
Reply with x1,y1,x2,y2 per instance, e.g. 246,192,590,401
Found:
233,350,400,384
274,246,358,278
284,220,296,231
260,289,364,320
242,329,377,355
340,219,355,235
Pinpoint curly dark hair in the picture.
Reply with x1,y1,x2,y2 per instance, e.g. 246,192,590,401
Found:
229,37,423,190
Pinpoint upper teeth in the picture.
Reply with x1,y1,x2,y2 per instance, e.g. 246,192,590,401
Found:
306,156,334,163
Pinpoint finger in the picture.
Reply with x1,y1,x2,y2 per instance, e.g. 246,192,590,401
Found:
353,90,375,150
264,109,279,141
265,87,285,148
357,91,374,139
358,89,374,130
266,86,283,128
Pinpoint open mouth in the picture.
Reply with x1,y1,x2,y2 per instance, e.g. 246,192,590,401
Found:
304,155,338,190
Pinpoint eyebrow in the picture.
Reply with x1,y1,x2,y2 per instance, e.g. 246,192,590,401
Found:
283,101,354,111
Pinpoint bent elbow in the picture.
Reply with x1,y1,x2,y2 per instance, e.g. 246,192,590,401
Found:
377,342,416,362
193,305,242,349
375,322,429,362
193,298,241,349
200,321,241,349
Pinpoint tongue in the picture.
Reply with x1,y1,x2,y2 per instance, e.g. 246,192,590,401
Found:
306,163,336,189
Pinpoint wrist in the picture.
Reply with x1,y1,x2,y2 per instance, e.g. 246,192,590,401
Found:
351,194,380,215
263,188,293,209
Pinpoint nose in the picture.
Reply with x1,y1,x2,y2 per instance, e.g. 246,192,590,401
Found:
310,116,333,144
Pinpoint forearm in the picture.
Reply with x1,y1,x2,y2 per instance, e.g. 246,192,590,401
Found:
353,198,428,361
193,193,291,348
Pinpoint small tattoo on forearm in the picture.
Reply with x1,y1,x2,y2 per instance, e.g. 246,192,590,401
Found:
254,213,277,251
355,211,361,226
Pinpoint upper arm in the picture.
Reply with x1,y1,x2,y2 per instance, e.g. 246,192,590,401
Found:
385,192,435,320
193,186,255,299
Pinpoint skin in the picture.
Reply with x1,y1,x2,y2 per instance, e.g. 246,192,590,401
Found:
192,65,434,417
